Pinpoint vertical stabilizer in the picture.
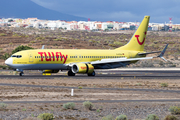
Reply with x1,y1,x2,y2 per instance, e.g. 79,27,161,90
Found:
116,16,150,51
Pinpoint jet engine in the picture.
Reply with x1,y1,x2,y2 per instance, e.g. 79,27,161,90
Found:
41,70,59,73
71,63,94,74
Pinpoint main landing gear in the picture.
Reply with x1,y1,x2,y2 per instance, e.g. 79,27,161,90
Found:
19,72,24,76
88,71,95,76
68,70,75,76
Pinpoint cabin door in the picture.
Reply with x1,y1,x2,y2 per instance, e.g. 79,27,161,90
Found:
78,54,82,61
28,52,34,63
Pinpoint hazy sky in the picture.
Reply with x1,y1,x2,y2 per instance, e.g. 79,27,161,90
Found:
31,0,180,23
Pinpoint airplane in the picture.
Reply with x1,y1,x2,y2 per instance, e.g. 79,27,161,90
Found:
5,16,168,76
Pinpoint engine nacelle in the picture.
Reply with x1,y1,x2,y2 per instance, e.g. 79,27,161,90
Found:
42,70,59,73
71,63,94,74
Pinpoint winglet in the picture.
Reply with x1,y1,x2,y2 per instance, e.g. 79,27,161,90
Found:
42,45,45,49
157,44,168,61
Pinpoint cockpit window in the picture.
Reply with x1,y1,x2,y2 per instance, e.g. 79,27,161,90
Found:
11,55,22,58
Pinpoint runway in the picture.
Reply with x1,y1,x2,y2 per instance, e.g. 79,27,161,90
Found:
0,69,179,79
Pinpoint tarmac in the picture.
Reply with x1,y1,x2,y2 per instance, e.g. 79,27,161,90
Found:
0,68,179,79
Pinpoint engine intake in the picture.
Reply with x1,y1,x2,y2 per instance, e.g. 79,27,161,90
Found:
72,63,94,74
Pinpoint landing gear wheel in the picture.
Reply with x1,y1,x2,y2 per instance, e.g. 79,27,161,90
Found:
68,70,75,76
88,71,95,76
19,72,24,76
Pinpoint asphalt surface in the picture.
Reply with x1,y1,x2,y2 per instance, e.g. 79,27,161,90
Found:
0,69,179,79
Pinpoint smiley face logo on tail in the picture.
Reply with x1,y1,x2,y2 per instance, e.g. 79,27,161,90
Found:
135,31,147,45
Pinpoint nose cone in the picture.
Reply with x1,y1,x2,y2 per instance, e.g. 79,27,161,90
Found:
5,58,13,66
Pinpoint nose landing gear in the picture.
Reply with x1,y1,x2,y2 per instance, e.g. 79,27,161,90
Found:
16,69,24,76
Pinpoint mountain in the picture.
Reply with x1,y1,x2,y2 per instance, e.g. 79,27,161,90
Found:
0,0,87,21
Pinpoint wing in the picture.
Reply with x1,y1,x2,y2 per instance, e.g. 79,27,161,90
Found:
67,57,154,69
90,57,154,69
138,44,168,56
90,44,168,69
138,51,161,55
